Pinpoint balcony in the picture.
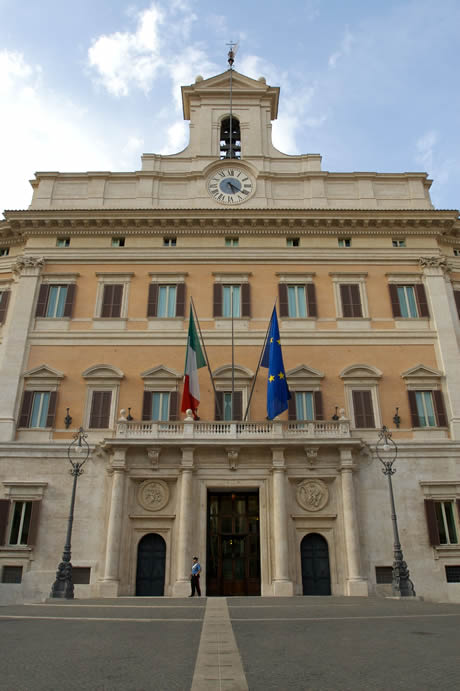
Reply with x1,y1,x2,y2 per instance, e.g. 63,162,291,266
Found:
115,418,351,441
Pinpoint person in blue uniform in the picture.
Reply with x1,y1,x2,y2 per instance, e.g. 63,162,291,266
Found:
190,556,201,596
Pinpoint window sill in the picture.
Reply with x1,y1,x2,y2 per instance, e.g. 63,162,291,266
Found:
16,429,53,442
412,427,449,440
394,318,430,330
35,318,71,332
214,318,250,330
433,544,460,560
147,318,184,331
280,318,316,330
337,318,371,330
93,318,127,330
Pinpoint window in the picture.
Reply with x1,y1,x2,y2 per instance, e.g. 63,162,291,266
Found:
18,391,57,428
220,116,241,159
142,391,178,421
101,284,123,318
0,290,11,324
392,239,406,248
340,284,362,318
338,238,351,248
0,247,10,257
35,284,76,319
225,237,239,247
287,286,306,318
1,566,23,583
425,500,459,546
111,237,125,247
88,391,112,429
408,389,447,428
56,237,70,248
453,290,460,319
446,566,460,583
454,249,460,257
352,390,375,428
147,283,185,318
288,391,324,421
163,237,176,247
215,391,243,421
388,283,429,318
72,567,91,584
213,283,251,318
375,566,393,584
9,501,32,545
286,238,299,247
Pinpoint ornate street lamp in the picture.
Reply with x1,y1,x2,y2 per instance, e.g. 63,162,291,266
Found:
375,426,416,597
50,427,90,599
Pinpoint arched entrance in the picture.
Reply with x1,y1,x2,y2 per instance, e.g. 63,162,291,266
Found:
136,533,166,596
301,533,331,595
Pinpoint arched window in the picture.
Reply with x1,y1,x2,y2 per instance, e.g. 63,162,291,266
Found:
220,116,241,159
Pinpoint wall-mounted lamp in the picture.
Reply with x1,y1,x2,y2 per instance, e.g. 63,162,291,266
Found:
126,407,133,421
64,408,72,429
332,406,339,421
393,407,401,429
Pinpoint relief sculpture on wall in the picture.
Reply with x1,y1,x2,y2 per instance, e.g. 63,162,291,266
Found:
296,479,329,512
137,479,169,512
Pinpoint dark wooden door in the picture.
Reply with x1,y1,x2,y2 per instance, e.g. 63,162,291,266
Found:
301,533,331,595
207,492,260,596
136,533,166,596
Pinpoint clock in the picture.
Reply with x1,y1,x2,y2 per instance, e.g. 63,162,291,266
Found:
207,166,255,204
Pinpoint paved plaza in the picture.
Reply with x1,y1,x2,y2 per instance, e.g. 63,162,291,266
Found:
1,596,460,690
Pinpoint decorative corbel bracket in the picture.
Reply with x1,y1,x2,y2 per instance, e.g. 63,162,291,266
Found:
147,446,161,471
304,446,319,468
226,447,240,471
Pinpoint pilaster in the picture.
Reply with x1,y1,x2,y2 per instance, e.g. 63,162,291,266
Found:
339,448,368,596
99,447,127,598
173,447,195,597
271,448,294,596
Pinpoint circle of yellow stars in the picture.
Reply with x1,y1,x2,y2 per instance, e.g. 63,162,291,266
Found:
268,336,284,383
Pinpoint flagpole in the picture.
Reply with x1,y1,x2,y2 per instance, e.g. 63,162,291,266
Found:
190,296,223,421
243,300,277,421
231,289,235,420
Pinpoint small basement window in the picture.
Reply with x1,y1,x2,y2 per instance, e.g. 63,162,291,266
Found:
72,567,91,584
375,566,393,584
1,566,23,584
445,566,460,583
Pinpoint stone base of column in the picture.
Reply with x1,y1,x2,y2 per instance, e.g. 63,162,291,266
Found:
273,580,294,597
173,579,192,597
98,579,121,598
346,578,368,596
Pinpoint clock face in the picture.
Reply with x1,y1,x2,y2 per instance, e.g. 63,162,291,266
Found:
207,167,255,204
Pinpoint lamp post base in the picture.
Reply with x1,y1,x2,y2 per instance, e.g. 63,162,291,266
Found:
50,561,74,599
392,559,416,597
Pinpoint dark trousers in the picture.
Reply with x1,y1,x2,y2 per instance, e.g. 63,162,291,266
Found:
191,574,201,596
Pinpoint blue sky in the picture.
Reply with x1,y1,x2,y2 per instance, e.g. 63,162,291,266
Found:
1,0,459,211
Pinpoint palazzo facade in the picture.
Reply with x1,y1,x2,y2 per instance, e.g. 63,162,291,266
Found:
1,70,460,603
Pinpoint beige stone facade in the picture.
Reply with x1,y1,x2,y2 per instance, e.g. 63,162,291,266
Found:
1,70,460,603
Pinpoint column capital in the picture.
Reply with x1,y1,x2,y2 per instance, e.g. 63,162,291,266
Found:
180,446,195,469
419,256,451,276
110,446,128,471
271,447,285,469
13,255,45,277
339,446,356,471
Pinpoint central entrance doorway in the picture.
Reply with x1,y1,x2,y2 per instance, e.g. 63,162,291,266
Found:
206,491,261,596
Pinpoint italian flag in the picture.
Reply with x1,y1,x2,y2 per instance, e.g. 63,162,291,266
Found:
181,306,206,414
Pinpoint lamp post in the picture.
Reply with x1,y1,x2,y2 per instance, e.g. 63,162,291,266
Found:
375,426,416,597
50,427,90,599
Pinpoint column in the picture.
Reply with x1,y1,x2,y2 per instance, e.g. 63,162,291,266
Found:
0,256,44,441
420,257,460,438
173,447,195,596
99,447,127,597
340,448,368,596
271,448,294,596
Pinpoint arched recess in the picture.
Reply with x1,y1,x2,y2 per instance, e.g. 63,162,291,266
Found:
136,533,166,596
300,533,331,595
220,115,241,158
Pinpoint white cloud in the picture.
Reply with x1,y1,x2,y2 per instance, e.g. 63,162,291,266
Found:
415,130,438,171
159,121,188,155
328,26,355,68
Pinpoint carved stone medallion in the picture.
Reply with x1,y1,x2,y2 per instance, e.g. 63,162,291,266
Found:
296,479,329,512
137,479,169,512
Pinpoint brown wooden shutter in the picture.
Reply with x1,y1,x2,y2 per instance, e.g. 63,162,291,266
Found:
415,284,429,317
288,395,297,420
147,284,158,317
424,499,440,546
433,390,447,427
241,283,251,318
352,390,364,427
306,283,317,318
102,284,123,318
213,284,222,318
457,499,460,523
0,499,10,545
101,285,113,317
35,284,50,317
27,501,41,546
89,391,112,428
175,283,185,317
278,284,288,317
46,391,57,428
314,391,324,420
142,391,152,421
352,390,375,428
454,291,460,319
350,284,362,318
214,391,224,420
0,290,10,324
18,391,34,428
63,284,76,318
340,284,361,317
408,390,420,427
233,391,243,421
111,284,123,318
389,284,402,318
169,391,179,421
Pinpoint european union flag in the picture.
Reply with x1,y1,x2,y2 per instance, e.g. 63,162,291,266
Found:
261,307,291,419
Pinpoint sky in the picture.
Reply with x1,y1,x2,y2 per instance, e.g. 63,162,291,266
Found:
1,0,459,212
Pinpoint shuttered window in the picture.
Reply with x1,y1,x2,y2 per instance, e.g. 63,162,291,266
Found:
340,284,362,318
147,283,185,318
408,390,447,427
2,500,41,547
288,391,324,421
101,284,123,318
89,391,112,428
388,284,429,318
213,284,250,318
425,499,459,546
454,290,460,319
142,391,179,421
35,284,76,318
18,391,57,428
215,391,243,421
352,390,375,428
279,284,317,318
0,290,10,324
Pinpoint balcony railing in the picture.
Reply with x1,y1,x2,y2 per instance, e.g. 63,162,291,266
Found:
115,418,351,440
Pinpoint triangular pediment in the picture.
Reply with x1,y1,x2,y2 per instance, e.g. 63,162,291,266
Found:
402,364,443,379
287,365,324,380
23,364,64,380
141,365,181,380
